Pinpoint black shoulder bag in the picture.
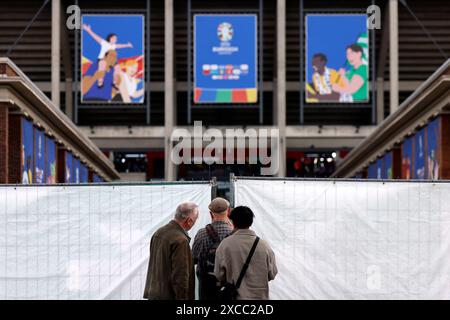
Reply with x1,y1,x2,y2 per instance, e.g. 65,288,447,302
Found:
218,237,260,300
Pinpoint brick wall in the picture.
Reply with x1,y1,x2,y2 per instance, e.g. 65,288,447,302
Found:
440,115,450,179
57,146,66,183
88,169,94,183
0,63,18,77
0,104,8,183
392,147,402,179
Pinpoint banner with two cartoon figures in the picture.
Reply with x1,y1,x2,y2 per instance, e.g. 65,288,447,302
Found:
306,14,369,104
81,15,145,104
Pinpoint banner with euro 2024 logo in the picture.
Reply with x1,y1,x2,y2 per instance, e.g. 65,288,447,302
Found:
194,14,257,104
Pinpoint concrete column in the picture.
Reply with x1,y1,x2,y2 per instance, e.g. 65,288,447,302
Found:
164,0,176,181
276,0,286,177
376,78,384,124
272,79,278,123
60,3,74,119
389,0,399,114
51,0,61,108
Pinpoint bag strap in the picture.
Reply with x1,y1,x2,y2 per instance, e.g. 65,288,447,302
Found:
235,237,260,289
205,224,220,244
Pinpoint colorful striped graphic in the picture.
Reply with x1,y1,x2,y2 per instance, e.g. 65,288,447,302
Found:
194,88,257,103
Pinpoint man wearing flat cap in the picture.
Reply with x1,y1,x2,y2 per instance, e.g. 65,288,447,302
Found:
193,197,233,300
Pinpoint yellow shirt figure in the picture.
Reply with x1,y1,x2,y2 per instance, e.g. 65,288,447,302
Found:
312,68,344,95
306,54,345,102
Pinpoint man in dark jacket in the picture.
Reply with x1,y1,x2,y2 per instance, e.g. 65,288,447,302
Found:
143,202,199,300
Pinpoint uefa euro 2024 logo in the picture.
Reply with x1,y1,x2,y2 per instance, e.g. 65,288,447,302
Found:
212,22,238,55
217,22,233,42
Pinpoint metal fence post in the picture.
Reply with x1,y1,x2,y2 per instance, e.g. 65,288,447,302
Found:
229,173,235,207
211,176,217,200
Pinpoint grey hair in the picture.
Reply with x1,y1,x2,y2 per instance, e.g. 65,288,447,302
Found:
174,202,199,221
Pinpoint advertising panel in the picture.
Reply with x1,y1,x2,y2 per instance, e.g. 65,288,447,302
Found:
73,158,81,183
194,14,257,103
305,14,369,103
21,118,34,184
376,157,383,179
383,151,393,179
80,163,88,183
427,118,440,179
34,129,45,184
45,137,57,184
368,162,377,179
414,128,426,179
81,14,145,104
65,151,73,183
401,137,414,179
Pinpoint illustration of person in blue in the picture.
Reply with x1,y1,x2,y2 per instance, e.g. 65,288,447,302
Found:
82,23,141,102
332,44,368,102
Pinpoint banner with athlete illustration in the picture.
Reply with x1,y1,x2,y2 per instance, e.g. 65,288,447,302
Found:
81,14,145,104
305,14,369,104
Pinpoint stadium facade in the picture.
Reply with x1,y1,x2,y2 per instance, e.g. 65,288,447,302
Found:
1,0,449,182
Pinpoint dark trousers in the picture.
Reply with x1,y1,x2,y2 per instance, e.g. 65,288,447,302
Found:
198,274,218,300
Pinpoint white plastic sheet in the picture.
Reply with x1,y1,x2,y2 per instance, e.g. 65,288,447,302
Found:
0,183,211,300
234,179,450,299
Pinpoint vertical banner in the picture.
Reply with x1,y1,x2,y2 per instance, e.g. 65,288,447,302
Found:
73,158,81,183
45,137,57,184
401,137,414,179
194,14,257,103
21,118,34,184
376,158,383,179
65,151,73,183
368,162,377,179
34,129,45,184
383,151,393,179
80,163,88,183
305,14,369,103
414,128,426,179
81,15,145,104
427,118,440,179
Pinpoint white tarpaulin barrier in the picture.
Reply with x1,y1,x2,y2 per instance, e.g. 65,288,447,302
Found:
234,178,450,299
0,183,211,300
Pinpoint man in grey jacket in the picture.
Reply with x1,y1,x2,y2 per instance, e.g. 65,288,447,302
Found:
214,206,278,300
